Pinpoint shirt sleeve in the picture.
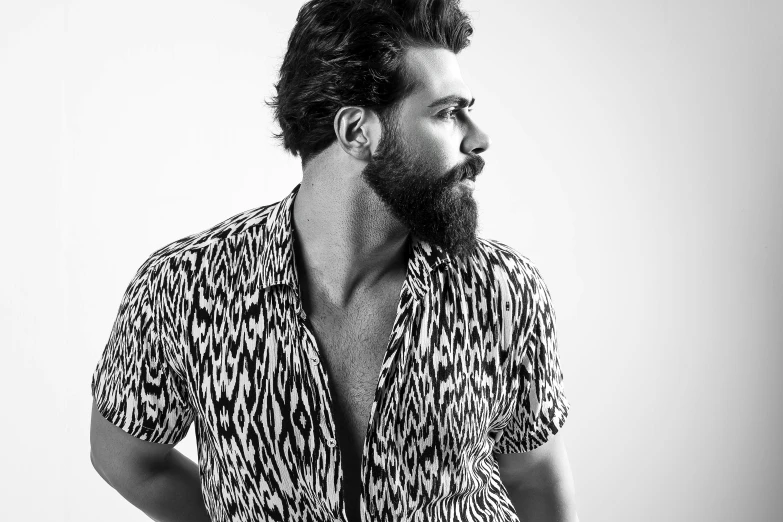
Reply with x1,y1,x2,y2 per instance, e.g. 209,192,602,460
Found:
493,262,570,454
91,255,194,444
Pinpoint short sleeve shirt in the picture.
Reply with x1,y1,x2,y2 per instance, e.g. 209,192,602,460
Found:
91,182,570,522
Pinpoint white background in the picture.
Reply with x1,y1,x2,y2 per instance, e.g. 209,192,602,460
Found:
2,0,781,520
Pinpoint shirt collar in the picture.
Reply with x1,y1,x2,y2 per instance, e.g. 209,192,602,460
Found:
259,183,302,293
406,230,454,299
259,183,454,301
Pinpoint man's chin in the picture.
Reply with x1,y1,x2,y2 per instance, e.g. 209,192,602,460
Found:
421,197,479,258
412,220,479,259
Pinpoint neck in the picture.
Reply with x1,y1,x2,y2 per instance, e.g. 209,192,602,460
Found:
291,150,409,309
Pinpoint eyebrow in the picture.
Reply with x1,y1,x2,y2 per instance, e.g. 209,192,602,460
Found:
427,95,475,109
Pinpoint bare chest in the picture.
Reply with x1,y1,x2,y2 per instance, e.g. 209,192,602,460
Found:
304,297,400,521
307,306,397,450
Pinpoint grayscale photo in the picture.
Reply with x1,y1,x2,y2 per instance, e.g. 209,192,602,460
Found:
2,1,781,521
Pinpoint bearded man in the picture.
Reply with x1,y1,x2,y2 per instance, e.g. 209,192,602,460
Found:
89,1,578,521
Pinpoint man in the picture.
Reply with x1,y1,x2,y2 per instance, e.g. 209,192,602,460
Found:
89,0,578,520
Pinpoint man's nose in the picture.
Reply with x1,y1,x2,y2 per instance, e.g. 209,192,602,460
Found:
461,120,491,155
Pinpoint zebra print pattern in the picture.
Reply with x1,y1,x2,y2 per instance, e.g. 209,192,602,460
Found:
91,182,569,521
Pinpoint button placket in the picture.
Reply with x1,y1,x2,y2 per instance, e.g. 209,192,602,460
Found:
297,305,323,368
294,306,345,520
362,285,419,522
296,310,340,456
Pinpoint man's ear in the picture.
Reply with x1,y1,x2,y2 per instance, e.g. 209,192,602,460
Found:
333,107,381,161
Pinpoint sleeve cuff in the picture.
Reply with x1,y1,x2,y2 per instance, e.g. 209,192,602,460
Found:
492,396,570,454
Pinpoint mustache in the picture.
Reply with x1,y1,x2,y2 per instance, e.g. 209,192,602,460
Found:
450,154,485,184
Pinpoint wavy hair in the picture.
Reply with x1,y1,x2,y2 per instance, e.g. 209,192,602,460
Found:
268,0,473,165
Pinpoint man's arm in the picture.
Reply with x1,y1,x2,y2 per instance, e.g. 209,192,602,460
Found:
496,432,579,522
90,400,212,522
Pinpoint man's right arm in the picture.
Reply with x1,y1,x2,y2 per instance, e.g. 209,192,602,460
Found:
90,400,212,522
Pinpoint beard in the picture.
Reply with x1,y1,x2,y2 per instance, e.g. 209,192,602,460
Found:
360,119,485,258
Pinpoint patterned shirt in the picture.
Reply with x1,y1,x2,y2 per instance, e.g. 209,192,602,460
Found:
91,182,570,522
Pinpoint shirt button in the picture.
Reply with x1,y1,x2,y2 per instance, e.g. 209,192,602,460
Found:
309,354,320,364
325,437,336,448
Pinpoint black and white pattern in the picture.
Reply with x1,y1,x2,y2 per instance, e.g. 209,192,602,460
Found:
92,182,569,521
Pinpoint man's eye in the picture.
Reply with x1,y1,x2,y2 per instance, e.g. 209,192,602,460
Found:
439,109,457,120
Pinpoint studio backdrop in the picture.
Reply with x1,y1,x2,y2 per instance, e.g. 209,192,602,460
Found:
1,0,781,520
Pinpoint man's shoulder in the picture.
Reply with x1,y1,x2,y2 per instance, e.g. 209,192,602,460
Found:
142,199,281,273
469,237,538,278
459,237,549,300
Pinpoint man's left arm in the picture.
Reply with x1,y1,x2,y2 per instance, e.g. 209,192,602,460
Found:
497,431,579,522
492,257,578,521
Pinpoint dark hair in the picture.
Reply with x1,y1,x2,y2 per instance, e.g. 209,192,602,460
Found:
268,0,473,165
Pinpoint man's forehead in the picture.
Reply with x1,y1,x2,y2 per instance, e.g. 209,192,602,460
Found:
402,47,471,106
